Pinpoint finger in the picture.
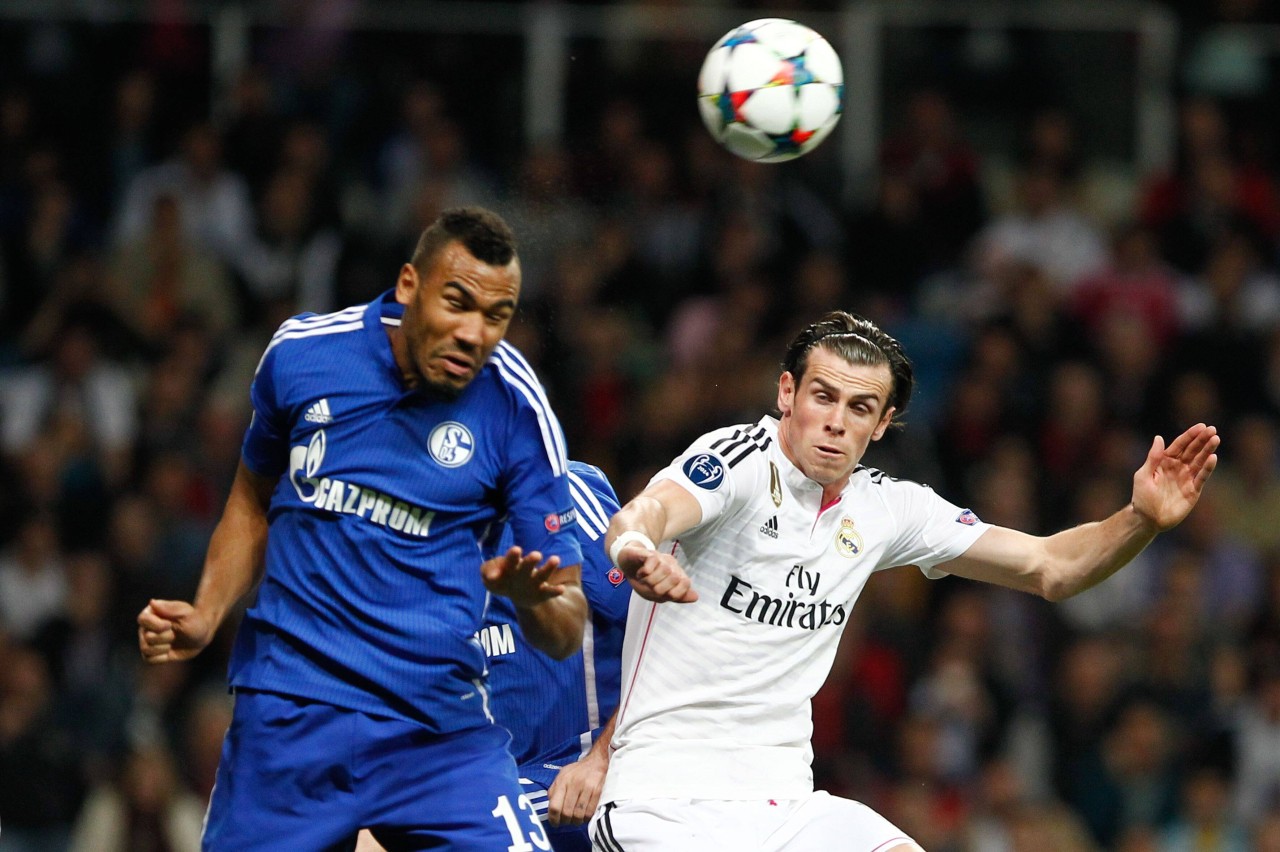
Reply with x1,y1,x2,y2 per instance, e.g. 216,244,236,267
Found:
1194,453,1219,487
141,627,175,645
546,781,566,827
141,643,172,657
1164,424,1201,456
667,575,699,603
1177,425,1216,463
1147,434,1166,466
528,555,562,582
147,599,192,620
1190,432,1220,469
137,609,172,632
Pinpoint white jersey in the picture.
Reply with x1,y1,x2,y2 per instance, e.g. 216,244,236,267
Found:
603,415,989,801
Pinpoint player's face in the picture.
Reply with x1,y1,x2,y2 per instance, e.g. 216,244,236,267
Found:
394,241,520,397
776,348,895,491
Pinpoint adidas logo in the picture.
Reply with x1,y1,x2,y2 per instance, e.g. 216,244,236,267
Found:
759,515,779,539
304,398,333,424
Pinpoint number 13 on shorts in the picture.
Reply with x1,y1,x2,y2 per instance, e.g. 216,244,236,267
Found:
493,793,552,852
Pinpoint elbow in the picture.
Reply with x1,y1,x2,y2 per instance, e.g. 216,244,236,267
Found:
1034,559,1075,603
539,623,585,661
1040,578,1070,603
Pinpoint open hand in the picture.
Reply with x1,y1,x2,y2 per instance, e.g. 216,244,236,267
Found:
1132,423,1220,531
481,546,566,608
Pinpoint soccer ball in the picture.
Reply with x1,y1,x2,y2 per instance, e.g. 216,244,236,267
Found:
697,18,843,163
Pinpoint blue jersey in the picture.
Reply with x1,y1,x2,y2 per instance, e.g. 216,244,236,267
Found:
482,462,630,791
231,291,582,734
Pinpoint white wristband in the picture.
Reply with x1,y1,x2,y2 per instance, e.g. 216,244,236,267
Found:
609,530,656,567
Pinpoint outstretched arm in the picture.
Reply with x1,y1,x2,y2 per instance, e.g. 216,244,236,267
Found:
138,460,275,663
942,423,1220,600
482,548,586,660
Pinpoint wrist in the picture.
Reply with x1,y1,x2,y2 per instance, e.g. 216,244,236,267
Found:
1127,500,1161,533
609,530,655,567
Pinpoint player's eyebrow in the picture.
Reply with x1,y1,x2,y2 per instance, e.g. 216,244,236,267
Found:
443,281,516,313
810,375,882,403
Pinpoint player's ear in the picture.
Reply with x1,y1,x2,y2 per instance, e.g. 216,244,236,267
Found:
395,263,420,306
777,371,795,417
871,406,896,441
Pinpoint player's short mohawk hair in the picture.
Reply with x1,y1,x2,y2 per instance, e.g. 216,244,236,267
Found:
783,311,914,421
412,206,518,270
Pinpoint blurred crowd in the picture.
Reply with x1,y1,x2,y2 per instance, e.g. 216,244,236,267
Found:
3,3,1280,851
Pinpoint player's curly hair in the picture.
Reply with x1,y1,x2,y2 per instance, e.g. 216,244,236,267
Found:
782,311,914,421
412,206,518,271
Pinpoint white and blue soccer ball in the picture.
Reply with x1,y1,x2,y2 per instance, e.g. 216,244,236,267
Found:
697,18,843,163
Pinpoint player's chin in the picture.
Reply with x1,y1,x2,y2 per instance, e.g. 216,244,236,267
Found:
420,373,468,399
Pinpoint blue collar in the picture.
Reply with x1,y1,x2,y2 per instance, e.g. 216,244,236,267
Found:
364,289,407,386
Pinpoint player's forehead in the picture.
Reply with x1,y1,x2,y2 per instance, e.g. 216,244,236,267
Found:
424,241,521,306
800,348,892,401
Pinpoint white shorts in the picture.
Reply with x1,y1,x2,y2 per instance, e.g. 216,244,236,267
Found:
589,792,918,852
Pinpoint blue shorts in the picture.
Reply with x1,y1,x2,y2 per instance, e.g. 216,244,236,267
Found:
204,689,551,851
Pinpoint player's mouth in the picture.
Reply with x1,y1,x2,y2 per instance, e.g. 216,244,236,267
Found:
438,353,476,378
814,444,843,459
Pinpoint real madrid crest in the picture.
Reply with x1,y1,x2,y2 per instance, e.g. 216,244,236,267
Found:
769,462,783,508
835,516,863,558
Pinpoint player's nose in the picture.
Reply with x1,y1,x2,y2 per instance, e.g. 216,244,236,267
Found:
454,313,485,349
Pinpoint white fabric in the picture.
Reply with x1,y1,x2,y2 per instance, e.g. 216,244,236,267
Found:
591,793,917,852
603,416,988,802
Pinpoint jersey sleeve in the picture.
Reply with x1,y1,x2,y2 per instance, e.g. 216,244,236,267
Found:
240,333,293,478
567,462,631,627
877,478,990,579
499,398,582,569
648,427,756,532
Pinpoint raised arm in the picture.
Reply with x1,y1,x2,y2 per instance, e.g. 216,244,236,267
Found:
605,479,703,603
137,460,275,662
941,423,1219,600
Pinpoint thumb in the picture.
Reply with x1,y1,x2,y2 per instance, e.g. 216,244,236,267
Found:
148,599,190,619
1145,435,1165,466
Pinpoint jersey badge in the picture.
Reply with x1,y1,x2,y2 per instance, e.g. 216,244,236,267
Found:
769,462,783,507
607,566,625,586
835,516,864,558
545,508,577,533
956,509,979,526
683,453,725,490
429,421,475,467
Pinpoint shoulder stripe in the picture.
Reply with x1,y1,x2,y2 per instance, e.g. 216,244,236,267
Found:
270,306,365,341
569,472,609,540
711,425,767,459
381,317,401,327
709,427,750,452
256,321,364,374
728,435,772,468
491,343,568,476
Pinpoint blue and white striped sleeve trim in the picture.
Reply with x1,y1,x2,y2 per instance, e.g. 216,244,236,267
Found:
491,342,568,476
569,470,610,541
255,306,367,374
